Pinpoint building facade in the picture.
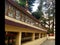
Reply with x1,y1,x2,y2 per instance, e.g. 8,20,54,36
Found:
5,0,48,45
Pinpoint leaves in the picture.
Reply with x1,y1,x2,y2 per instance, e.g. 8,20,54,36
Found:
28,0,35,12
19,0,26,6
32,12,41,19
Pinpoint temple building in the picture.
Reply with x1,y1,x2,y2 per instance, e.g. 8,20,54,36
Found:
5,0,48,45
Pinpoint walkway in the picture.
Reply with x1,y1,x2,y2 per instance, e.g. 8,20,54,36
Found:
41,39,55,45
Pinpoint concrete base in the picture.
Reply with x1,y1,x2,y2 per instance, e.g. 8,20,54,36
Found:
22,37,47,45
48,36,55,40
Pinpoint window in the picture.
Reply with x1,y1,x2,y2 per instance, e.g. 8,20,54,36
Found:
21,32,32,43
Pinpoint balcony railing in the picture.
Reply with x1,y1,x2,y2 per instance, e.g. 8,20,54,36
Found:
5,0,47,31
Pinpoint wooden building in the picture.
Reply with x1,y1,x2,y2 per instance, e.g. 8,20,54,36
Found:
5,0,48,45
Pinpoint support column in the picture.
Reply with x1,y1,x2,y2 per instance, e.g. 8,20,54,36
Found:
32,33,35,40
16,32,21,45
19,32,22,45
39,33,41,38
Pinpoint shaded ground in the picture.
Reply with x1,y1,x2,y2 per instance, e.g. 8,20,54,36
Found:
41,39,55,45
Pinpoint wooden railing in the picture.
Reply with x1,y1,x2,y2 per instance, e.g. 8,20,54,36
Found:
5,0,47,31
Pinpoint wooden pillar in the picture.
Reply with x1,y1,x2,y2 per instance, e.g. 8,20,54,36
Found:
16,32,21,45
19,32,22,45
39,33,41,38
32,33,35,40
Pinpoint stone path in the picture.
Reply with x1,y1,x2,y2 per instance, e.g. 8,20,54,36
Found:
41,39,55,45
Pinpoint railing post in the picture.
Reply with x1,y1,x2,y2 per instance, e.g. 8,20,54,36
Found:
14,8,16,19
7,3,9,16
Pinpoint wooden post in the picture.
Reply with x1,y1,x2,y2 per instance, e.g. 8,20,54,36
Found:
16,32,21,45
32,33,35,40
39,33,41,38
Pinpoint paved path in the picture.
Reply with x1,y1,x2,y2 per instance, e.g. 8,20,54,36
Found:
41,39,55,45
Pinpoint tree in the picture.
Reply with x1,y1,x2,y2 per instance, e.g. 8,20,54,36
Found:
46,1,55,34
28,0,35,12
15,0,26,7
32,11,41,19
51,1,55,34
38,0,55,34
16,0,35,12
32,0,43,19
37,0,44,19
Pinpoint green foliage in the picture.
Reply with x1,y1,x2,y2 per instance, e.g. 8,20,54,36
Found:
48,29,54,34
20,0,26,6
32,0,44,20
16,0,26,7
32,12,41,19
28,0,35,12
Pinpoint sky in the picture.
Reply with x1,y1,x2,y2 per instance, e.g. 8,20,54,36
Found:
16,0,40,12
31,0,48,13
32,0,40,12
